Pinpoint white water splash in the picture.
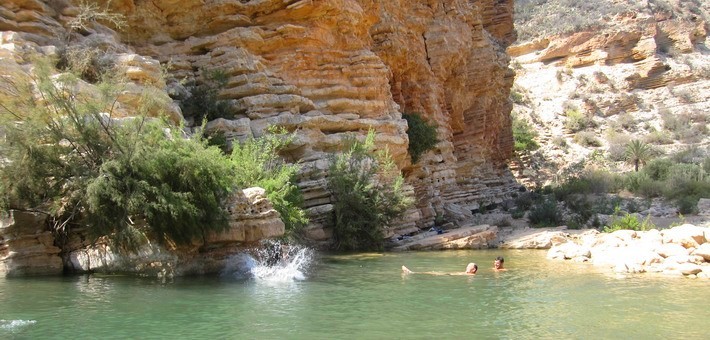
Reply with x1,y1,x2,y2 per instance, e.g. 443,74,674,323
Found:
221,241,314,283
0,319,36,332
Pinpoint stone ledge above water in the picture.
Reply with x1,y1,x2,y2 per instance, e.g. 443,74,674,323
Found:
391,225,498,251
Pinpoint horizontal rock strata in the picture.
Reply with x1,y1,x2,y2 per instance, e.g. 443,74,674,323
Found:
0,210,63,277
0,0,518,246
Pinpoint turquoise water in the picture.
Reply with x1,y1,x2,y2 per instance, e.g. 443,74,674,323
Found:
1,249,709,339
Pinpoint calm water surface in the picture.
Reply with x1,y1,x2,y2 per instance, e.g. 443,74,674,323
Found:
1,249,708,339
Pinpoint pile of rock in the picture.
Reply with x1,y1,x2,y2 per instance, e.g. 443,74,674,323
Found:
547,224,710,278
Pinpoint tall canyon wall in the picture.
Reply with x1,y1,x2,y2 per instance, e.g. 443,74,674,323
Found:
0,0,518,243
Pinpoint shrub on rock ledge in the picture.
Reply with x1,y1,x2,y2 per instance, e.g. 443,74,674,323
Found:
403,113,438,163
0,58,234,250
328,130,413,251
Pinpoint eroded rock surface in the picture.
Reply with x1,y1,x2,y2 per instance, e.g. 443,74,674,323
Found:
0,211,63,276
1,0,518,245
508,3,710,187
547,224,710,278
391,224,498,251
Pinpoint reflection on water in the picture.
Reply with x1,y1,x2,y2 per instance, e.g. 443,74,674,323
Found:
0,249,708,339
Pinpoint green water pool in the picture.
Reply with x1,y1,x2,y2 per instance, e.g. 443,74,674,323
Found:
1,249,708,339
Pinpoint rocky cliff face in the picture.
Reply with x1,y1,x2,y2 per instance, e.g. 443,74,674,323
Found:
508,0,709,185
0,0,517,243
0,211,63,277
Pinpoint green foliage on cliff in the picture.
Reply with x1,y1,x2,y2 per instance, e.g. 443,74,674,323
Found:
229,128,308,233
0,58,234,249
403,113,438,163
328,130,413,251
180,69,233,124
85,123,234,247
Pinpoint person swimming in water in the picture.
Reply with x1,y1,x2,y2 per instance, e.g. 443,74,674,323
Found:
493,256,507,271
401,263,477,276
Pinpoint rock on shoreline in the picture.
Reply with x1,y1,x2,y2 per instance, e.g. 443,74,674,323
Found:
546,224,710,278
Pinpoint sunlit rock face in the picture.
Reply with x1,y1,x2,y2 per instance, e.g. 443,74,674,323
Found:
1,0,518,241
0,211,63,277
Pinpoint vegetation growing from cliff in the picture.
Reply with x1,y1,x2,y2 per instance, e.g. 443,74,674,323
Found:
0,58,234,249
229,128,308,234
180,69,233,124
403,113,438,163
328,130,413,251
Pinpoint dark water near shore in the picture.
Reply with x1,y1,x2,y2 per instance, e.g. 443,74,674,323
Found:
1,249,708,339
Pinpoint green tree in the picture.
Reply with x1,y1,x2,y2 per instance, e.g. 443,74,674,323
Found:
180,69,233,124
328,130,413,251
403,113,438,163
625,140,653,172
0,57,234,249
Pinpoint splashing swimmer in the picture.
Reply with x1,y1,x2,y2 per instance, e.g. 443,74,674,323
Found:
401,263,478,276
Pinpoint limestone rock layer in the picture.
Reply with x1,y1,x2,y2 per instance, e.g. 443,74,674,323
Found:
0,0,517,240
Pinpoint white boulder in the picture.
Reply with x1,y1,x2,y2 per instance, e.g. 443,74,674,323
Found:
662,224,707,248
691,243,710,262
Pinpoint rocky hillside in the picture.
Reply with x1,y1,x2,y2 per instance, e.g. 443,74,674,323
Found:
509,0,710,185
0,0,519,241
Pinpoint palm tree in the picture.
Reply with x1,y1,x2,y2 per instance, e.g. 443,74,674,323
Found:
624,140,652,172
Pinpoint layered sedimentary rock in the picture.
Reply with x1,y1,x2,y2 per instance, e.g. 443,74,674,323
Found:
0,0,518,244
0,211,63,277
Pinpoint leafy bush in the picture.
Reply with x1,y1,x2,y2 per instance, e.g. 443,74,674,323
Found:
229,128,308,233
514,191,539,211
603,209,655,232
661,163,709,212
510,90,526,105
180,69,233,124
565,196,595,226
552,136,568,148
86,122,234,247
328,130,413,250
528,198,564,228
676,196,699,215
574,131,602,147
606,132,630,161
0,59,234,249
403,113,438,163
642,158,674,180
643,130,674,145
512,115,540,153
565,109,593,132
